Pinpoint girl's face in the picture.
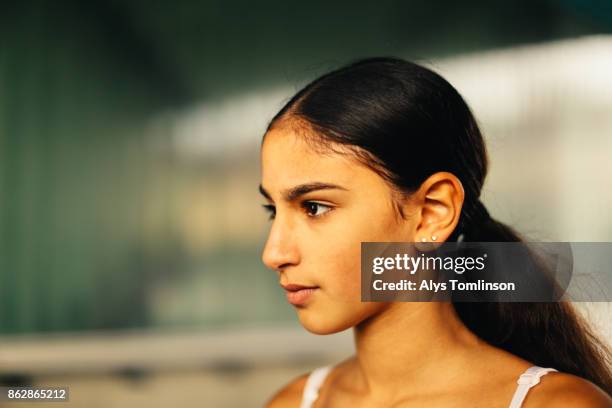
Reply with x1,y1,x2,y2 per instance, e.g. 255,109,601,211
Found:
260,126,420,334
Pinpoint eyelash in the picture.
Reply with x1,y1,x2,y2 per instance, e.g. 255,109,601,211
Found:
261,202,333,220
261,204,275,220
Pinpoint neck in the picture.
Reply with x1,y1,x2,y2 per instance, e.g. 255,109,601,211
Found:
351,302,485,398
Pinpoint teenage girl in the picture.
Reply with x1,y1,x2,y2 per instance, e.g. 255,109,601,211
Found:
259,58,612,407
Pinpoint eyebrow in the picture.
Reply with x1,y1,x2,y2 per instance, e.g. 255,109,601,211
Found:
259,182,348,202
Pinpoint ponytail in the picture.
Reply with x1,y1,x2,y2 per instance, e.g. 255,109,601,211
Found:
453,201,612,394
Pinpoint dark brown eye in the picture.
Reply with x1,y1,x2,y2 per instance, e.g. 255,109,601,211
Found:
302,201,332,217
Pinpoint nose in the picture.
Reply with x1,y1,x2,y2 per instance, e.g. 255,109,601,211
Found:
261,216,300,272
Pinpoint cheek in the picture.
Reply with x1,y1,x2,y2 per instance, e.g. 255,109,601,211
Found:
303,207,402,301
294,203,401,334
296,233,386,334
331,244,360,287
302,233,361,299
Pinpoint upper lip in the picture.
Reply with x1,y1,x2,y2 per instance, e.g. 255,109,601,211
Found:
281,283,319,291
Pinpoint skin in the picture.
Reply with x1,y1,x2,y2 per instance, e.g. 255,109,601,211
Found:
259,124,612,407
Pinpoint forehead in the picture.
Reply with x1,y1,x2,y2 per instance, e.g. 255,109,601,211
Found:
261,127,378,188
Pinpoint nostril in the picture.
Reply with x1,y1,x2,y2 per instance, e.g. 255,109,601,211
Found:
261,235,300,271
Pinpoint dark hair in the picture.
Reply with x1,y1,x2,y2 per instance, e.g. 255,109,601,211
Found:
264,57,612,394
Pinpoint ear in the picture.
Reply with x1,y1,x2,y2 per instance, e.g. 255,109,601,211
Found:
413,172,464,244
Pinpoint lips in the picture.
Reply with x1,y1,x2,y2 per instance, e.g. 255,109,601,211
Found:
281,283,319,306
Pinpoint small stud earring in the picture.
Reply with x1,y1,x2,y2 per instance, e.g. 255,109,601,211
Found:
431,235,437,241
420,237,427,242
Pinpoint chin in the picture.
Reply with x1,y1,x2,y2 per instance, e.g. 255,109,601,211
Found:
296,309,356,335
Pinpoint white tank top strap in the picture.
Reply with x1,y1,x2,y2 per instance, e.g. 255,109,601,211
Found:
299,365,333,408
508,365,558,408
299,364,557,408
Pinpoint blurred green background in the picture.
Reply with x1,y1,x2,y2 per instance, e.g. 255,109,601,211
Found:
1,0,610,335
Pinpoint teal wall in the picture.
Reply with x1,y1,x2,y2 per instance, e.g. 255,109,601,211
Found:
0,3,176,333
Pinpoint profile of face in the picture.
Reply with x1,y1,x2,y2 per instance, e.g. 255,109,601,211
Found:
259,58,471,336
259,125,423,335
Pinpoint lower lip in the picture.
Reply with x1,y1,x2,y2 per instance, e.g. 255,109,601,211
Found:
286,288,318,306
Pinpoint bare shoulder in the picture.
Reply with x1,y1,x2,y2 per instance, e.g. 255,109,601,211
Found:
524,371,612,407
264,372,309,408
